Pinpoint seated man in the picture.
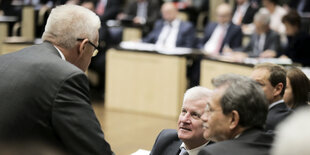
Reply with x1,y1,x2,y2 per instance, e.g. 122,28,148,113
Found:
150,86,213,155
232,0,259,26
198,3,243,55
231,11,281,59
250,63,291,131
199,74,273,155
142,2,196,48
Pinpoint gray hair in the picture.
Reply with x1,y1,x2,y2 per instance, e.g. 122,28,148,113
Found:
42,5,101,49
255,10,271,26
183,86,212,103
212,74,268,128
272,107,310,155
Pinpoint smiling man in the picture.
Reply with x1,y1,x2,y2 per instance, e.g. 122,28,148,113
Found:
150,86,212,155
199,74,273,155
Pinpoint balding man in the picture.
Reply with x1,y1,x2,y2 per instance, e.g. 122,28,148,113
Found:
198,3,243,55
142,2,196,48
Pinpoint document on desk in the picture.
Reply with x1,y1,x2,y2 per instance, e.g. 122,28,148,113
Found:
120,41,155,51
119,41,192,55
244,58,293,65
131,149,151,155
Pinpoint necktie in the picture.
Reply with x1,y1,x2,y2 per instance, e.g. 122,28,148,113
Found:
162,23,172,46
253,35,261,56
96,0,105,16
214,26,225,54
179,147,189,155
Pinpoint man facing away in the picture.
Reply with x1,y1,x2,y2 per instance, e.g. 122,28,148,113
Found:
150,86,213,155
0,4,113,155
250,63,291,131
199,74,274,155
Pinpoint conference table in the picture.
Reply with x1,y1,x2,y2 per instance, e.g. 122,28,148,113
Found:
104,42,291,118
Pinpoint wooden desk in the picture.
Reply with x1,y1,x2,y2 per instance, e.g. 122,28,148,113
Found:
0,16,18,54
200,59,254,88
105,48,187,118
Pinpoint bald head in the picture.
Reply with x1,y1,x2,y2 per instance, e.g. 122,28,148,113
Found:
216,3,232,24
161,2,178,22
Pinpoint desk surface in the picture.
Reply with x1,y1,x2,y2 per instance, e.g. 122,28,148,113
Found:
0,16,18,23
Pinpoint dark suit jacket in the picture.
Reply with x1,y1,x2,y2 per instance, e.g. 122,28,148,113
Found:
142,19,196,48
0,42,113,155
150,129,183,155
99,0,122,22
283,31,310,66
124,0,160,26
265,102,291,131
198,22,243,53
233,3,259,24
243,30,281,57
198,128,274,155
150,129,213,155
289,0,310,12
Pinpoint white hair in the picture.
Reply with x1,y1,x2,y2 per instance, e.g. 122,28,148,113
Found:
272,107,310,155
42,4,100,49
183,86,212,103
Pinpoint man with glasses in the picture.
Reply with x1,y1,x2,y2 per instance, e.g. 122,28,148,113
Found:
0,4,113,155
198,74,273,155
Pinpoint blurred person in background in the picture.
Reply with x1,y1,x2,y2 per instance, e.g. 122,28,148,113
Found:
272,107,310,155
280,10,310,66
198,3,243,56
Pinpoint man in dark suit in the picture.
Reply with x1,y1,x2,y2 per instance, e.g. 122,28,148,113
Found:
0,5,113,155
250,63,291,131
232,0,259,25
118,0,160,34
198,3,243,55
242,11,281,57
151,87,212,155
142,2,196,48
199,74,273,155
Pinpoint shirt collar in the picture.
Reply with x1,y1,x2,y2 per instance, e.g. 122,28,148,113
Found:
53,45,66,60
165,19,180,27
180,141,210,155
269,99,284,109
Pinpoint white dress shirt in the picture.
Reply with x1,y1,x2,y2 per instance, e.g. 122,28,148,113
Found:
179,142,209,155
54,45,66,60
232,2,250,25
155,19,181,48
203,24,228,54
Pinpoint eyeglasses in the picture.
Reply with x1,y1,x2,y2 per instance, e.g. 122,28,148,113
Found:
76,38,99,57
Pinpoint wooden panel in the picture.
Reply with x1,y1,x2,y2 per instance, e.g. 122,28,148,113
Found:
200,59,254,88
22,6,35,40
105,49,187,118
0,23,8,54
122,27,142,41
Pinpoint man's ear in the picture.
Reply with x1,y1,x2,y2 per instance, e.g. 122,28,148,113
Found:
229,110,240,130
274,83,284,97
78,39,89,56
